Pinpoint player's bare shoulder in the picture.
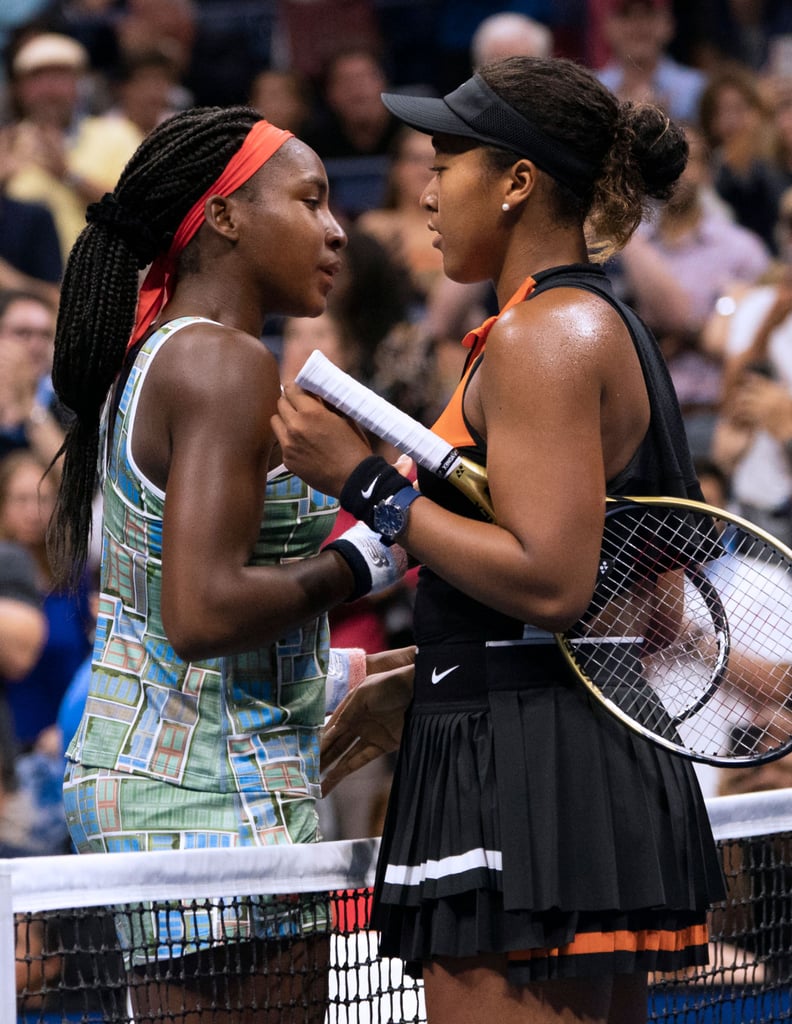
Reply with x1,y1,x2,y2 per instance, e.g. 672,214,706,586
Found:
148,319,280,409
484,285,629,381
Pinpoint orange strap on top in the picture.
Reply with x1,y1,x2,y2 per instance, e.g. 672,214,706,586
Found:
432,275,536,449
127,119,294,352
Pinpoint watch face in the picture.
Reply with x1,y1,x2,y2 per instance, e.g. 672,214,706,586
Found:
373,499,405,539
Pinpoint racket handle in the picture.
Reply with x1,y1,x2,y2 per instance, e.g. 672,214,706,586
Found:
295,351,455,475
447,457,495,520
296,350,495,521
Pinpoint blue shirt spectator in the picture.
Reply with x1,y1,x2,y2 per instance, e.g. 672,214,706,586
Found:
0,195,62,288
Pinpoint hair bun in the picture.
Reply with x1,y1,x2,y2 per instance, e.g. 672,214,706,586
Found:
618,102,688,202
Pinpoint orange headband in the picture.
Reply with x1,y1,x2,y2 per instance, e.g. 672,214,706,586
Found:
128,119,294,351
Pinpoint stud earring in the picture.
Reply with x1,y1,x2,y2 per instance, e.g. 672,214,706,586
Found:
501,202,510,212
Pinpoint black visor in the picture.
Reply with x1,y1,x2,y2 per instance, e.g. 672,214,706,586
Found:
382,74,596,192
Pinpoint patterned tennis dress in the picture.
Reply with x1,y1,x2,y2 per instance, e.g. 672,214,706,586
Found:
372,265,726,982
63,317,338,963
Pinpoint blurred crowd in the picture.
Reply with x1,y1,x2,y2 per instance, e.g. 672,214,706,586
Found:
3,0,792,885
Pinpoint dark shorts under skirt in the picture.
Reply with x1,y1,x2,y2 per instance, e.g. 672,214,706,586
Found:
372,640,726,982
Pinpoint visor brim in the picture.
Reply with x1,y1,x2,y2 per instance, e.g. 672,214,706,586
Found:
381,92,477,142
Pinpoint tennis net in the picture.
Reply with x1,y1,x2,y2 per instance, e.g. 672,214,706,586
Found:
3,787,792,1023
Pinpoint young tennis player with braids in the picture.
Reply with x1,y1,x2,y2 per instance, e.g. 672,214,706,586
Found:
273,56,726,1024
47,106,409,1020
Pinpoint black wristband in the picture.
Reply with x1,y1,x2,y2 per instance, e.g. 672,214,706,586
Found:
324,538,372,603
340,455,411,528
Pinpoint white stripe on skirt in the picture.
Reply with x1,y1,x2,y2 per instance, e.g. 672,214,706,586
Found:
384,847,503,888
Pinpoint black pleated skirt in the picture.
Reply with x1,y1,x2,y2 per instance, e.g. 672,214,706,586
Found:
372,640,726,981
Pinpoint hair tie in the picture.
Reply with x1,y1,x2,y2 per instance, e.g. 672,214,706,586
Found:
85,193,161,269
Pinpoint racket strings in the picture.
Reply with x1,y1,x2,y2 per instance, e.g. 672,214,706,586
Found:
562,505,792,765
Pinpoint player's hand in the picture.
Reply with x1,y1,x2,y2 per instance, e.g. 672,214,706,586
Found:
320,658,414,795
272,381,371,496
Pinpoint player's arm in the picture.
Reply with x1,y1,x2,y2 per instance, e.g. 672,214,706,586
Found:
147,326,354,661
390,296,609,628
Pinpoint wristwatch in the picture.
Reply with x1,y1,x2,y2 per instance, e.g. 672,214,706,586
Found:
372,486,421,545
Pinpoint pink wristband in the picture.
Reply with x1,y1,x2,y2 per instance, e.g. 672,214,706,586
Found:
325,647,368,711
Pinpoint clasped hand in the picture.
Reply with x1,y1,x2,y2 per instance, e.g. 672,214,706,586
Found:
320,647,415,795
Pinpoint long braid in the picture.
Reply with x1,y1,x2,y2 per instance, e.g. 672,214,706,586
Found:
48,105,263,587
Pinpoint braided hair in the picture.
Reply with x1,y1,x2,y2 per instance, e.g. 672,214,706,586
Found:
48,105,263,587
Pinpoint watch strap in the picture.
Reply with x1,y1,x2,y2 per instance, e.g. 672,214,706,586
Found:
374,485,422,544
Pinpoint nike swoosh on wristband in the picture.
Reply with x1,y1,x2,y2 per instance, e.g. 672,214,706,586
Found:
431,665,459,684
361,474,381,499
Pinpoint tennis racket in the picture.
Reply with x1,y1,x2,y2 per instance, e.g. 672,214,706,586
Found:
296,350,494,521
296,351,792,766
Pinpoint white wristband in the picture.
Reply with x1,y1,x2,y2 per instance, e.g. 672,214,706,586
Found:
324,520,409,601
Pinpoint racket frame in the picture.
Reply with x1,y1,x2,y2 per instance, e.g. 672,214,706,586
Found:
557,496,792,766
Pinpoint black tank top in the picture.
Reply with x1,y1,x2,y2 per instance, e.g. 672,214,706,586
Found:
414,263,702,647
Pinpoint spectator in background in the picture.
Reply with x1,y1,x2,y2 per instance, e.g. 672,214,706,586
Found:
0,451,92,753
596,0,708,123
302,47,401,160
0,142,61,304
470,11,554,67
710,185,792,548
248,66,313,135
0,31,97,262
698,63,788,253
300,47,402,221
767,74,792,187
1,531,69,858
0,193,61,304
66,49,182,196
357,126,445,317
114,0,195,85
0,289,65,466
1,538,68,861
0,539,46,784
433,1,580,91
616,123,771,456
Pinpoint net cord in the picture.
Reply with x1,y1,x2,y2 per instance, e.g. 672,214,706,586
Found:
6,836,380,915
707,786,792,840
3,795,792,915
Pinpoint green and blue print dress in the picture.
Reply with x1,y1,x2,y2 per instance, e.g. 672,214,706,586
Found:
63,317,338,964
